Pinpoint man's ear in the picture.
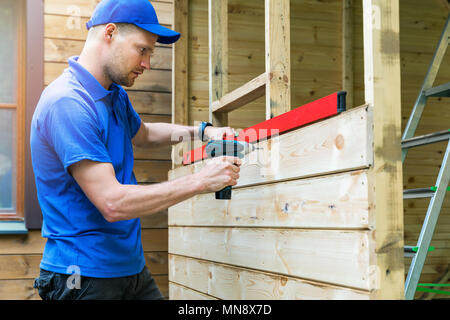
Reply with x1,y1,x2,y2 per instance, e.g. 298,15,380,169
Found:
104,23,117,42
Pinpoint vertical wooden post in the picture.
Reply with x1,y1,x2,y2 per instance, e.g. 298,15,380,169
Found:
363,0,404,299
265,0,290,119
172,0,189,126
172,0,189,169
342,0,354,108
208,0,228,127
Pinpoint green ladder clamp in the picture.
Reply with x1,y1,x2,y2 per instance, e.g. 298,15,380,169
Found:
402,14,450,300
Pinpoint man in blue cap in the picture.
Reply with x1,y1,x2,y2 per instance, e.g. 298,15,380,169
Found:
31,0,241,300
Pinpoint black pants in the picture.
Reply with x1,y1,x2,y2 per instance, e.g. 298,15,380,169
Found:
33,266,164,300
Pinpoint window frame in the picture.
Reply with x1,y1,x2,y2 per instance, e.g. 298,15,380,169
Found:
0,0,43,230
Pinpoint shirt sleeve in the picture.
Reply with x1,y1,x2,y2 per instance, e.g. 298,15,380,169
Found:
43,97,112,173
124,93,142,139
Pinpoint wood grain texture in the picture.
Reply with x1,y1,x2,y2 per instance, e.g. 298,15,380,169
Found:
172,0,189,125
169,170,370,229
363,0,404,299
44,38,172,69
134,160,171,183
169,255,370,299
265,0,291,119
169,227,374,290
209,0,229,126
211,72,267,113
44,62,171,92
170,282,218,300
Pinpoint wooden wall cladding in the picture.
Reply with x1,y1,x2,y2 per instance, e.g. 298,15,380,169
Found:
0,0,173,300
168,105,394,299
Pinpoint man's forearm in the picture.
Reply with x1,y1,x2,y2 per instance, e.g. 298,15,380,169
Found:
145,122,197,148
106,172,204,222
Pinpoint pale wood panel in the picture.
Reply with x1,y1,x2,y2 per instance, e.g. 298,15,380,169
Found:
44,38,172,69
170,105,373,188
362,0,404,299
169,170,370,229
172,0,189,125
169,255,370,300
169,282,218,300
169,227,373,290
44,62,171,92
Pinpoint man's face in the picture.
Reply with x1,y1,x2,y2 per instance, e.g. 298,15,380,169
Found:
104,26,157,87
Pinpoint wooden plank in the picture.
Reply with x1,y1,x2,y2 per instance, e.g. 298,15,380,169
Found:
133,145,171,160
141,228,168,252
44,13,172,41
154,275,169,298
172,0,189,125
208,0,229,126
211,72,267,113
342,0,354,108
0,254,41,279
363,0,404,299
134,160,171,183
169,170,370,229
144,252,168,275
0,230,45,255
128,91,172,115
44,1,174,25
169,255,370,299
265,0,290,119
141,209,168,228
169,227,374,290
169,282,218,300
170,105,373,188
44,38,172,69
44,62,171,92
0,279,40,300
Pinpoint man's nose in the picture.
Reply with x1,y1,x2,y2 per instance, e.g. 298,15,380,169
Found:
141,57,151,70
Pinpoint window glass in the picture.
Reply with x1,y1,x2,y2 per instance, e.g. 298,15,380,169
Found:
0,0,18,104
0,109,16,211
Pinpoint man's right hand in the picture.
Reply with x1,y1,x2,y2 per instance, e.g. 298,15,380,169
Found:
195,156,241,193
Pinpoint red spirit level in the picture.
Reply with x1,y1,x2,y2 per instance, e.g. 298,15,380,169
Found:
183,91,346,165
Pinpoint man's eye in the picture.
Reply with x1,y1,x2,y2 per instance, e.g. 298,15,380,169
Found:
139,48,146,55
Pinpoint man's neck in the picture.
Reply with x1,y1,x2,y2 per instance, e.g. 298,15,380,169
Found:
77,48,112,90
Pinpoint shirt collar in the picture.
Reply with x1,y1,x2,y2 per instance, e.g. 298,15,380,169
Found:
68,56,120,101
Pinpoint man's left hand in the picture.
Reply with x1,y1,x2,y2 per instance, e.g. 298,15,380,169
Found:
204,126,236,140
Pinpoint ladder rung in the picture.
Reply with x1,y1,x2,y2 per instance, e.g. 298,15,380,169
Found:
424,82,450,97
404,245,435,258
401,129,450,149
403,188,435,199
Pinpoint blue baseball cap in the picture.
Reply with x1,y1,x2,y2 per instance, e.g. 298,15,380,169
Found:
86,0,180,44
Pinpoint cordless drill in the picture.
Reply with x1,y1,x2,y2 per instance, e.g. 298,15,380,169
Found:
205,139,255,199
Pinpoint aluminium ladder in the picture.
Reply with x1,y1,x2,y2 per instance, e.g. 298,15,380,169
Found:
403,14,450,300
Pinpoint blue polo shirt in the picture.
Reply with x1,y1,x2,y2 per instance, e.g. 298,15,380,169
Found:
30,56,145,278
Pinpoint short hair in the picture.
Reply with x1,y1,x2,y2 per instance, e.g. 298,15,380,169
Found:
86,23,140,41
